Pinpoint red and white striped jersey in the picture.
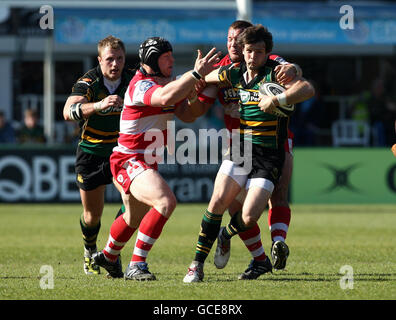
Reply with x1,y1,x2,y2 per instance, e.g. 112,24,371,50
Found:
113,69,175,158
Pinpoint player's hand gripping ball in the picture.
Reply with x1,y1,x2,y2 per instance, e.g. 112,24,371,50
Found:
259,82,295,117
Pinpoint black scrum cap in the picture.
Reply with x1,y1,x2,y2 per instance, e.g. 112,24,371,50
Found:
139,37,173,76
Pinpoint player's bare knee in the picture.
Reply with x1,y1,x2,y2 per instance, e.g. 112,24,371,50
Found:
156,194,177,218
208,194,229,214
242,215,257,229
82,211,101,226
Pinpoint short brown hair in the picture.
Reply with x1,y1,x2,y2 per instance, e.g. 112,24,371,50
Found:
98,35,126,56
238,24,273,53
229,20,253,31
24,108,38,118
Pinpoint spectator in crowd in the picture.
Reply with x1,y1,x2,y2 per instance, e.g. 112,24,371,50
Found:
17,108,46,144
0,111,16,143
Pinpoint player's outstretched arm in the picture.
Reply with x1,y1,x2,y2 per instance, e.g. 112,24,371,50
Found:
204,68,222,84
150,48,221,107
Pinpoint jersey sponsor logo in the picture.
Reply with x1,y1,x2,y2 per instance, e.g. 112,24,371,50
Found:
98,105,123,114
239,89,260,104
223,88,239,101
239,90,250,104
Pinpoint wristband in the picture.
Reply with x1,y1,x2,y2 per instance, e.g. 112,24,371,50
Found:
276,92,288,107
69,103,83,121
190,70,202,81
93,100,102,111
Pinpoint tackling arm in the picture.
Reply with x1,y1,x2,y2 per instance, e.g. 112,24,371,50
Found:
150,48,221,107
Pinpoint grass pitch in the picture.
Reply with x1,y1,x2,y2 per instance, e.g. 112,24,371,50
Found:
0,203,395,300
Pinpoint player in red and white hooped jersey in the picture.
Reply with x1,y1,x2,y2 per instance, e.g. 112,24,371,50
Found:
92,37,221,280
184,21,302,283
112,70,176,171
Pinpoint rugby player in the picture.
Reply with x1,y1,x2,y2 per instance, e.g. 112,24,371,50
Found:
184,25,314,282
63,36,134,275
91,37,221,280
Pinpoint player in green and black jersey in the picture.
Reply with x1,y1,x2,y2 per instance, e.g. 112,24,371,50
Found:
218,59,290,149
63,35,135,275
184,25,315,282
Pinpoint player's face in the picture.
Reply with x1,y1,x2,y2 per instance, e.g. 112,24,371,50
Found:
98,46,125,81
243,42,268,71
158,51,174,78
227,27,244,62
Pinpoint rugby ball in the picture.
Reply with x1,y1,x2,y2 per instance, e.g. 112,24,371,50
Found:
259,82,295,117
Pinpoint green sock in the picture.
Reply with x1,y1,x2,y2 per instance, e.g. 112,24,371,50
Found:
223,211,248,240
80,214,101,253
194,210,223,263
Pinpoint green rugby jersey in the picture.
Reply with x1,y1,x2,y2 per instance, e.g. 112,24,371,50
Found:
218,60,289,149
70,65,135,157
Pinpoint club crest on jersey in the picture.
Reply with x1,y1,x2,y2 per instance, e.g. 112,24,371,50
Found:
138,80,155,92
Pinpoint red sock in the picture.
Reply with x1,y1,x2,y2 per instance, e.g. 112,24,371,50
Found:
268,206,291,242
238,223,267,261
104,215,136,262
131,208,168,263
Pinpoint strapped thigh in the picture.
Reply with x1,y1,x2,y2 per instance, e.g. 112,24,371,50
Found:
218,159,249,188
246,177,275,193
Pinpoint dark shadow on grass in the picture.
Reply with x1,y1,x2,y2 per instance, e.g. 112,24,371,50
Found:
204,271,396,283
0,276,82,280
0,276,36,280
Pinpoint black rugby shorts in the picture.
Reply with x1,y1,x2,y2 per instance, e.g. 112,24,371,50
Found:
232,142,285,186
75,146,113,191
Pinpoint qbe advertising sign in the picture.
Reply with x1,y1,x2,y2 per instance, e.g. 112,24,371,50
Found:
0,147,78,202
0,147,218,203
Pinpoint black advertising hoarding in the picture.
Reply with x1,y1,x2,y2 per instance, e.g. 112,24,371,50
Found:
0,7,51,36
0,146,218,203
